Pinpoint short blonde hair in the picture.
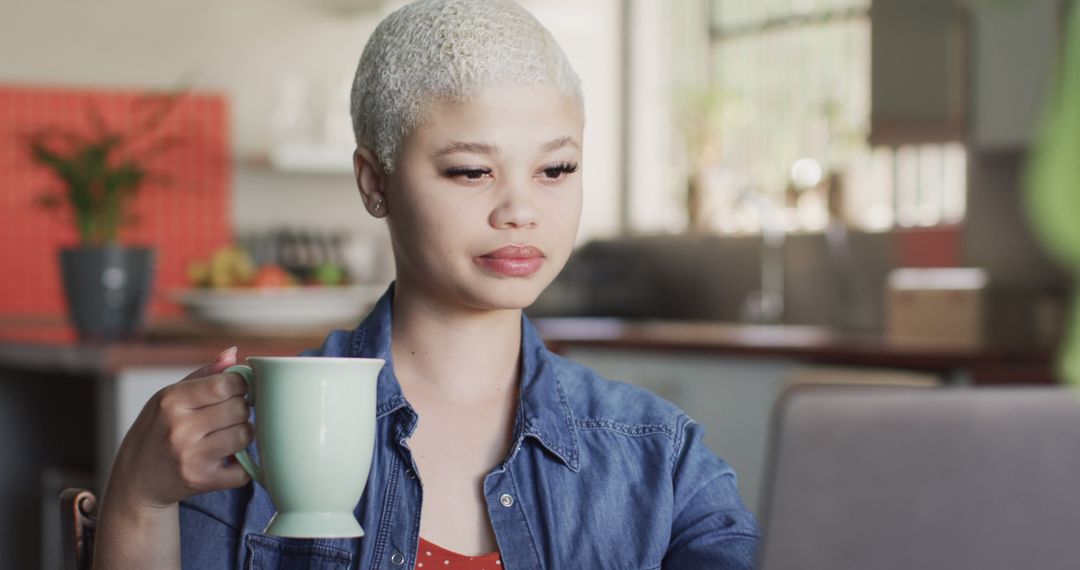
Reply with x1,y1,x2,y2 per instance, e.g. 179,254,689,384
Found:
350,0,583,173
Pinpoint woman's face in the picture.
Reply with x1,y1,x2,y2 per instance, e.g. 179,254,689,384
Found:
381,83,584,311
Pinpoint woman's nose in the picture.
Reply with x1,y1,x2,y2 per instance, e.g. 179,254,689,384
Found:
489,179,539,229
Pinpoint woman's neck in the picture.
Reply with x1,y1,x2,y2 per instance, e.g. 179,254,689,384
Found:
389,283,523,405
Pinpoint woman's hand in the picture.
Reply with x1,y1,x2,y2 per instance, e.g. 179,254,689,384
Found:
108,346,254,509
94,346,254,569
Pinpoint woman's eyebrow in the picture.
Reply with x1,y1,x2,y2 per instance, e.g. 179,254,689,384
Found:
432,141,498,158
540,136,579,152
431,136,579,159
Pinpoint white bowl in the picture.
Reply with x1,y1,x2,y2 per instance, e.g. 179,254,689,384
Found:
170,284,384,334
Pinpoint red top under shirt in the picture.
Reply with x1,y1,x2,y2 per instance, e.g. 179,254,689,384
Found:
415,537,503,569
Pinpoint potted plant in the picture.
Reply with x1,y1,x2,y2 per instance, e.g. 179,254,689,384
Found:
24,92,183,340
1027,1,1080,384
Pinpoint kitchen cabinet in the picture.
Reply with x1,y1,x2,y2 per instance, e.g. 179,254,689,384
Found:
870,0,969,145
871,0,1069,149
971,0,1067,150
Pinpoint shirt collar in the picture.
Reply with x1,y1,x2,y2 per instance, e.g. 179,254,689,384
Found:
517,311,580,471
349,282,407,418
350,282,580,472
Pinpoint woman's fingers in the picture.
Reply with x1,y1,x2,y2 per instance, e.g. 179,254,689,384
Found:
196,395,251,434
166,372,248,411
199,421,256,466
173,422,254,495
181,346,238,381
106,345,253,508
212,461,253,490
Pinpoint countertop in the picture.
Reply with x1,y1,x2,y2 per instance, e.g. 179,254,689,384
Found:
0,315,1058,384
537,319,1057,383
0,316,323,376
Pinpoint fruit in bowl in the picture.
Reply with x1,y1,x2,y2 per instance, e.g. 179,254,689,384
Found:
174,245,377,333
311,262,347,287
185,246,350,289
171,283,382,333
186,246,262,289
251,264,297,288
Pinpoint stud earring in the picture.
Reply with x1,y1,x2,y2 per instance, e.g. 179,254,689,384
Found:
373,197,383,212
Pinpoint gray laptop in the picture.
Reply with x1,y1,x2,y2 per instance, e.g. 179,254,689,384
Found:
756,386,1080,570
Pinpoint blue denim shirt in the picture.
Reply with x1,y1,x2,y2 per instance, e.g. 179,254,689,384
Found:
180,284,759,569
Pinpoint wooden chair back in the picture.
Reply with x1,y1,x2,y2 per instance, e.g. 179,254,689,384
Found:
59,488,98,570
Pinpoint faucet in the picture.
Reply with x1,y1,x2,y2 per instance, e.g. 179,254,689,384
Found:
738,189,786,325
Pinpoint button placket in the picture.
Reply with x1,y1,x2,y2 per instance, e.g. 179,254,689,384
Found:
485,467,541,570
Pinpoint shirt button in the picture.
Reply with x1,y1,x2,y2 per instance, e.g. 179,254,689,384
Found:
405,468,416,480
390,551,405,565
499,493,514,508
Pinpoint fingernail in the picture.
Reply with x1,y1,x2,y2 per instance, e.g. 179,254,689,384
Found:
216,346,238,362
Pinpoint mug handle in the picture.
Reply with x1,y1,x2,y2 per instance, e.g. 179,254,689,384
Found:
223,364,266,488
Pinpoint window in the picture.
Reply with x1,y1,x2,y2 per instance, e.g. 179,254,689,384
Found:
700,0,966,234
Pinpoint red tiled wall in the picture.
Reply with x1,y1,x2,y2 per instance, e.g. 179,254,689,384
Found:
894,226,962,268
0,85,231,317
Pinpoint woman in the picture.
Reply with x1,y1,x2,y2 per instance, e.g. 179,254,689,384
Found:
94,1,760,568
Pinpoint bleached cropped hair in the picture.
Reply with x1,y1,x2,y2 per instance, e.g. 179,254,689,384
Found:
350,0,583,173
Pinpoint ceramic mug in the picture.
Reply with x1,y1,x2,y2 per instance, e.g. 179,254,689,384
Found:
224,356,384,538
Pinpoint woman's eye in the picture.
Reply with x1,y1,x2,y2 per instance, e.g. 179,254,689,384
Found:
446,167,491,181
541,162,579,180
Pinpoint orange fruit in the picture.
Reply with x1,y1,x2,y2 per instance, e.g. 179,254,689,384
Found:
252,264,295,288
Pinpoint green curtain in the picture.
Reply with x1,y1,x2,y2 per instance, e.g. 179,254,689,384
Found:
1026,0,1080,384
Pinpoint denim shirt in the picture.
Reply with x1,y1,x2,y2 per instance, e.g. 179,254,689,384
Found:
179,284,760,569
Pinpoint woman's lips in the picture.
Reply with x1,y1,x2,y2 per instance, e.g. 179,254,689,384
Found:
475,245,545,277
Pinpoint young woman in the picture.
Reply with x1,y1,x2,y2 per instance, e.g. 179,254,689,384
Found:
94,1,760,568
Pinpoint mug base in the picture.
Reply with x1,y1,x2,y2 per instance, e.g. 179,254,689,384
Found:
263,511,365,538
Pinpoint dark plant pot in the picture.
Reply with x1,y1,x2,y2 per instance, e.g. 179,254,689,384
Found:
59,246,155,340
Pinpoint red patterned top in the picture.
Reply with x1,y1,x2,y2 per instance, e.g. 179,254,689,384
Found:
415,537,503,569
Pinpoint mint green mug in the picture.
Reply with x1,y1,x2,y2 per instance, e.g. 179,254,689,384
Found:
224,356,384,538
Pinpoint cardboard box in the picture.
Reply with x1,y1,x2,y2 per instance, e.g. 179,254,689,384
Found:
886,268,988,348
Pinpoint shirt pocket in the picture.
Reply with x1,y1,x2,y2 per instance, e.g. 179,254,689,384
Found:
245,533,353,570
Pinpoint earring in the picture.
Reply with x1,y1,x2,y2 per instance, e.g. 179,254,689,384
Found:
373,197,383,212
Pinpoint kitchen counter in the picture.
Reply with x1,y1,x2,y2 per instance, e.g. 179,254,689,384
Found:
536,319,1058,384
0,315,1057,384
0,315,324,376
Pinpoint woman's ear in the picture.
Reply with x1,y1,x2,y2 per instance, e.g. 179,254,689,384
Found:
354,147,388,218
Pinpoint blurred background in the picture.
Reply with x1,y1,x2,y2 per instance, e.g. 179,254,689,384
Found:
0,0,1076,568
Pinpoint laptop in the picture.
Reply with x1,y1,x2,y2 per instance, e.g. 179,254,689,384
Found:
756,386,1080,570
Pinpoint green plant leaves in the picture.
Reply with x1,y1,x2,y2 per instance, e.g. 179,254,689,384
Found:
1026,2,1080,385
24,93,185,246
1026,2,1080,270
